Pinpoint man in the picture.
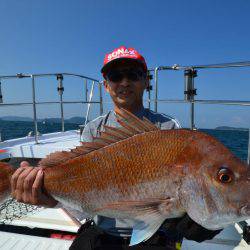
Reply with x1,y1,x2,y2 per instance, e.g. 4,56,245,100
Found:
11,46,221,249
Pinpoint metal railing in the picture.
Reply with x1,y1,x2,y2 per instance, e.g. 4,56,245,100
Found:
0,63,249,164
148,61,250,165
0,73,102,144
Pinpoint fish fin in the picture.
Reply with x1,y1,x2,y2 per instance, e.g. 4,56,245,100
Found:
102,125,128,140
94,198,173,246
142,117,159,131
39,109,158,168
116,108,159,132
127,197,175,246
39,151,76,167
130,216,165,246
95,197,175,215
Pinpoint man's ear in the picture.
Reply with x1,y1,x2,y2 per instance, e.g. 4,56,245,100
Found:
103,80,110,93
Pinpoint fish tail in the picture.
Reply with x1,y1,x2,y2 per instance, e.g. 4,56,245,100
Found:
0,162,14,204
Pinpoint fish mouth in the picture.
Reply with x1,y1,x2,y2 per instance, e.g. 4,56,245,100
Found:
240,205,250,216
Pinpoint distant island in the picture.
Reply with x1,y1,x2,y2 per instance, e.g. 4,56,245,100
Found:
0,116,85,124
215,126,249,131
0,117,249,131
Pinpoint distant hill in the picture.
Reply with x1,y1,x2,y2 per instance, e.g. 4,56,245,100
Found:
215,126,248,131
0,116,85,124
66,116,85,124
0,116,33,122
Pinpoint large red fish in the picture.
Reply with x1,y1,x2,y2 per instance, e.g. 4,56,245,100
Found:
0,110,249,245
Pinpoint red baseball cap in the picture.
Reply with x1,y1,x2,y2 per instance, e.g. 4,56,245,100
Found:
101,46,147,76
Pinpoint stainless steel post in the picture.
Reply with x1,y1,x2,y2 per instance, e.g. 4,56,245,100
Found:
191,102,195,130
184,69,197,130
57,74,65,132
147,72,152,110
147,87,151,110
31,75,39,144
247,128,250,165
99,82,103,115
154,67,159,112
85,79,88,102
0,81,3,103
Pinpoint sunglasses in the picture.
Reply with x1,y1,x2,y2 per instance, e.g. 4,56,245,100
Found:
106,68,146,83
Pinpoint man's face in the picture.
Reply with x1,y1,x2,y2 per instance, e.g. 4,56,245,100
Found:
104,61,148,110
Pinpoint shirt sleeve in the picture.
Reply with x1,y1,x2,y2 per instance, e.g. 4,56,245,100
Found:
160,119,181,130
81,123,94,142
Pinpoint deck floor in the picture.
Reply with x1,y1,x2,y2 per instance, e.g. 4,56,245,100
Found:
0,231,72,250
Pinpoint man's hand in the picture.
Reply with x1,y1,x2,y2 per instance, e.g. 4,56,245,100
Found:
11,161,58,207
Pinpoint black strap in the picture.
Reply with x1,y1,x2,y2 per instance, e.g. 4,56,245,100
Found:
96,111,111,136
70,221,180,250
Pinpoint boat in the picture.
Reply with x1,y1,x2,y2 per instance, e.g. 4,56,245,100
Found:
0,64,249,249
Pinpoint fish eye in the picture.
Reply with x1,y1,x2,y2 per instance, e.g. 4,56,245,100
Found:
217,167,234,183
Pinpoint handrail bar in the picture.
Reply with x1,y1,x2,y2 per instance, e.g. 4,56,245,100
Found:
1,99,250,107
0,73,100,83
0,68,249,164
0,101,101,106
150,62,250,166
148,61,250,71
148,99,250,106
0,72,102,143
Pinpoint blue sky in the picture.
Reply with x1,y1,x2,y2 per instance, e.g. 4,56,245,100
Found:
0,0,249,128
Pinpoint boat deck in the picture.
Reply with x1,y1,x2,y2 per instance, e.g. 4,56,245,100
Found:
0,231,72,250
0,130,80,160
0,224,249,250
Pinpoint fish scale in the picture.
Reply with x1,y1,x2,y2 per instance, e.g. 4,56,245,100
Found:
39,129,188,215
43,130,200,210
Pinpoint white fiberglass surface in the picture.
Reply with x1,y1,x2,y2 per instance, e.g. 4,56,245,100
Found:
0,130,81,159
0,231,73,250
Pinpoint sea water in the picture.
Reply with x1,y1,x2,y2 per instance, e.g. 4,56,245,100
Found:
0,120,249,162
